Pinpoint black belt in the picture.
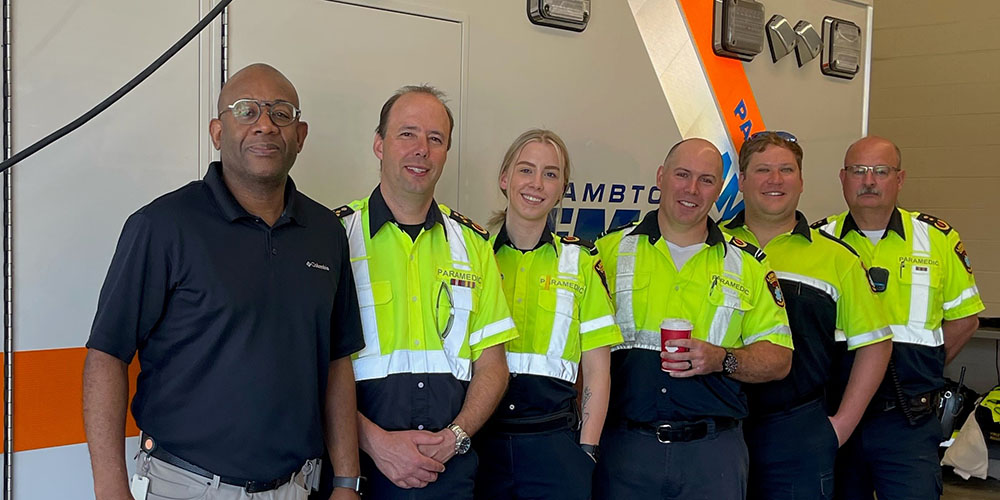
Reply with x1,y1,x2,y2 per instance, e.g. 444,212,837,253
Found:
623,417,739,443
878,390,938,414
140,433,292,493
486,410,579,434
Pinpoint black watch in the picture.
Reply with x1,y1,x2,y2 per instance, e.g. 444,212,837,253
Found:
448,424,472,455
722,349,739,375
580,443,600,462
331,475,365,493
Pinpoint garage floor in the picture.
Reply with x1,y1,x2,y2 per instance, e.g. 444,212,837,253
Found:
942,468,1000,499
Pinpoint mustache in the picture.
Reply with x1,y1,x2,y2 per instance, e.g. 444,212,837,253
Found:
857,186,881,196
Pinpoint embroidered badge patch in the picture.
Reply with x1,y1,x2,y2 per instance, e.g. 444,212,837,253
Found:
955,241,973,274
765,270,785,308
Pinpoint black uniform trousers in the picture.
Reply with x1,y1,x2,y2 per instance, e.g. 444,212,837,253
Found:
473,427,595,500
834,407,943,500
360,448,478,500
592,422,748,500
744,399,839,500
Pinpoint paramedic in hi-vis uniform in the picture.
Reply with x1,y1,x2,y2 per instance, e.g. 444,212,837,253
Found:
337,85,517,499
592,138,793,500
722,131,892,500
812,136,984,500
473,129,623,500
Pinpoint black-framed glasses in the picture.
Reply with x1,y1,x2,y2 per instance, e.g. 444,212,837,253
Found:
843,164,900,179
222,99,301,127
749,130,797,143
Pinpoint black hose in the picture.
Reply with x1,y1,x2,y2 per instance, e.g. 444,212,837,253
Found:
0,0,235,174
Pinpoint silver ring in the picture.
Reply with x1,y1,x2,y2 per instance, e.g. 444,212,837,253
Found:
686,360,693,370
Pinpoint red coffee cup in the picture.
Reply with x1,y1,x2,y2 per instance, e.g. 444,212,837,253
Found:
660,318,692,371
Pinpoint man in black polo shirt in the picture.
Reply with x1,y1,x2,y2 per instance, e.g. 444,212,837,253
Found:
83,64,365,500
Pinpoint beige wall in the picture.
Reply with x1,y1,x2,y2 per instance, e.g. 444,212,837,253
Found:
869,0,1000,317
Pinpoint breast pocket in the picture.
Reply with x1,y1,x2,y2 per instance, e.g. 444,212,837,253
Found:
539,287,580,341
706,285,754,344
435,280,479,341
357,281,393,347
900,263,942,290
614,272,650,329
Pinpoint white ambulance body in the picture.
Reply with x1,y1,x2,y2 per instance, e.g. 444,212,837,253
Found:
3,0,870,497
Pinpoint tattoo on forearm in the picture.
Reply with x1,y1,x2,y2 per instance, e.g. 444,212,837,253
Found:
582,386,593,426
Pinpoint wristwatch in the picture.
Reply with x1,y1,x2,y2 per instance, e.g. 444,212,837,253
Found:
722,349,739,375
580,443,600,462
330,475,365,493
448,423,472,455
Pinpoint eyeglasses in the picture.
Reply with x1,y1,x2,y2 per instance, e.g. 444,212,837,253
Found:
221,99,301,127
749,131,798,143
843,165,900,178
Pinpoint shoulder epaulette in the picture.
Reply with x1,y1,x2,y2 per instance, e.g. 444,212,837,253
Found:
332,205,354,218
449,209,490,240
560,235,599,256
817,229,859,257
728,236,766,263
809,217,829,230
597,221,638,239
915,213,953,234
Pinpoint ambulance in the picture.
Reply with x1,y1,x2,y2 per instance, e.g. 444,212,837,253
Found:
1,0,872,496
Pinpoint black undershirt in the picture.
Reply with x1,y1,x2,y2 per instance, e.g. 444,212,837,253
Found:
397,222,423,241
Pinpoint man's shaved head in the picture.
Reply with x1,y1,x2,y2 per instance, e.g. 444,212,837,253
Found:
845,135,901,169
664,138,723,176
217,63,299,113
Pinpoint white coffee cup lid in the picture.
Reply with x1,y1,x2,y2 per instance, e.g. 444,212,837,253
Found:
660,318,693,330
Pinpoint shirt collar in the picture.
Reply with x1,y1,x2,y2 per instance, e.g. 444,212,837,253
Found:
628,210,727,247
368,184,444,238
492,220,557,254
723,210,812,242
842,207,905,241
204,161,304,226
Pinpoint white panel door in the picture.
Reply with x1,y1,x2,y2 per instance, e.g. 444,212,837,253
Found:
226,0,464,209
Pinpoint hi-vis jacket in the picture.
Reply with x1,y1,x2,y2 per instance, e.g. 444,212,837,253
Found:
489,223,622,419
595,211,792,422
813,207,984,396
724,211,891,414
337,188,517,431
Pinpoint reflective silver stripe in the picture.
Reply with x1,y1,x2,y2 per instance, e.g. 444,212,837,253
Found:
470,317,516,346
353,350,469,381
611,330,660,352
345,211,382,360
348,206,480,381
846,326,893,349
506,352,578,383
943,285,979,312
441,216,474,364
907,221,932,331
580,315,615,333
548,245,580,361
743,325,791,345
888,324,943,347
818,220,838,236
834,329,846,342
614,235,640,347
707,244,745,345
775,271,839,302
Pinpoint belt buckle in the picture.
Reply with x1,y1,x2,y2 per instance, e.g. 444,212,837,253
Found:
245,479,275,494
656,423,672,444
